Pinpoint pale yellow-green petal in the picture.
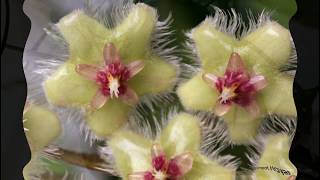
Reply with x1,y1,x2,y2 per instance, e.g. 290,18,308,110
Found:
223,106,262,144
128,56,177,96
177,73,219,111
57,11,110,64
109,131,152,180
159,113,201,157
44,63,97,107
256,134,297,179
258,74,296,116
112,3,157,61
23,104,61,152
23,156,40,180
192,20,235,74
186,154,236,180
86,100,131,137
239,22,292,75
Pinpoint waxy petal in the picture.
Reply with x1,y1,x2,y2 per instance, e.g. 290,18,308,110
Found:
202,73,219,88
258,75,296,116
160,113,200,157
127,60,145,79
256,134,297,178
222,106,261,143
75,64,100,81
215,102,232,116
23,104,61,152
57,11,110,64
120,87,139,106
226,53,248,75
44,63,97,106
129,171,153,180
192,20,234,74
249,75,267,91
128,57,176,96
113,4,157,60
86,100,131,137
177,74,219,111
170,152,193,177
109,131,153,178
90,90,109,109
241,22,292,73
243,99,260,118
104,43,121,64
186,154,236,179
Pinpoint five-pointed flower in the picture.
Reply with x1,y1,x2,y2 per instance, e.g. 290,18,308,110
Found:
177,13,296,143
109,113,236,180
44,4,177,137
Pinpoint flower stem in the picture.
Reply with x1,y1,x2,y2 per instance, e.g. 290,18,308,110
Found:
43,146,118,176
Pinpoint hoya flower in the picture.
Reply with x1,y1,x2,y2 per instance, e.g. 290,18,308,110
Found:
109,113,236,180
44,3,177,137
177,9,296,143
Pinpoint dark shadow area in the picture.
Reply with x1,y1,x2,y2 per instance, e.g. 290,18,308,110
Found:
290,0,319,179
1,0,31,179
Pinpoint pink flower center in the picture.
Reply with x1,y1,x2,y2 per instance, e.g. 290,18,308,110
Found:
216,71,254,106
129,145,193,180
149,155,182,180
95,62,130,98
202,53,267,116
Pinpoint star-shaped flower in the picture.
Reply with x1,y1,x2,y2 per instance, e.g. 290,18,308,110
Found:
44,4,177,137
109,113,236,180
177,13,296,143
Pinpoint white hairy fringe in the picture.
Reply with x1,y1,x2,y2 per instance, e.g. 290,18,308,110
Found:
244,114,297,172
194,111,239,169
56,107,106,146
281,38,298,76
129,102,180,139
184,6,297,79
26,0,183,144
